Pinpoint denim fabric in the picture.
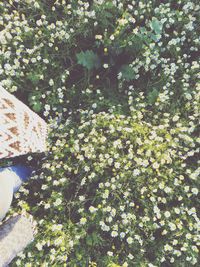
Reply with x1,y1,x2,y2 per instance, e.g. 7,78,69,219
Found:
0,165,33,193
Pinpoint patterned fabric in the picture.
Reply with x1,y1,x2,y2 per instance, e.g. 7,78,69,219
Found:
0,85,47,159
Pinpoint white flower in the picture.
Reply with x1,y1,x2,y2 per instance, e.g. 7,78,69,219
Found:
164,244,173,251
133,169,140,176
164,187,172,193
172,240,178,246
36,19,43,26
120,232,125,238
162,229,167,235
49,79,54,86
41,184,48,190
111,231,118,237
52,224,63,231
148,264,157,267
92,103,97,109
126,237,133,244
153,206,160,213
172,115,179,122
54,237,63,246
152,162,159,169
105,182,110,187
186,233,192,239
79,195,85,201
36,242,43,251
81,177,86,186
107,251,113,256
34,2,40,8
54,198,62,206
164,211,171,218
84,166,90,172
95,35,102,40
102,189,109,199
169,222,176,231
89,206,98,213
114,162,120,169
118,18,128,26
159,182,165,189
43,59,49,64
44,203,50,209
80,217,87,225
191,188,198,195
184,186,190,192
108,158,113,165
128,253,134,260
174,208,180,214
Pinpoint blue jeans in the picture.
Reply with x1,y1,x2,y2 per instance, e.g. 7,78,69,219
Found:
0,165,33,221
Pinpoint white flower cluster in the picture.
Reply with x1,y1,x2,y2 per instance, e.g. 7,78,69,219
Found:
1,0,199,266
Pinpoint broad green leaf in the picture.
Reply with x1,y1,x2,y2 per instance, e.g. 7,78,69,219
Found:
120,65,135,81
86,235,93,246
150,18,163,35
147,88,159,105
149,33,161,42
27,73,40,85
32,102,42,112
76,50,101,70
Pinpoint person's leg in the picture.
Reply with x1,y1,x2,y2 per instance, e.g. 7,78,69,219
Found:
0,166,33,221
9,165,33,192
0,169,15,221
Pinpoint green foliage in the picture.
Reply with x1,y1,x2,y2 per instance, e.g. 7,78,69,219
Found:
0,0,199,266
147,88,159,105
120,65,136,81
76,50,101,70
37,108,199,267
27,73,41,85
149,18,163,35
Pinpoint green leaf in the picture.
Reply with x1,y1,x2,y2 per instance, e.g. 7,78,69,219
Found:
27,73,40,85
150,18,163,35
120,65,135,81
86,235,93,246
147,88,159,105
104,10,113,18
32,102,42,112
76,50,101,70
149,33,161,42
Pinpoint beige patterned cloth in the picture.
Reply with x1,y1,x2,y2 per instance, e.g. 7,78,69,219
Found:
0,85,47,159
0,215,35,267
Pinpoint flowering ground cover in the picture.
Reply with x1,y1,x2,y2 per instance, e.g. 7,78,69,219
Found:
0,0,200,266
